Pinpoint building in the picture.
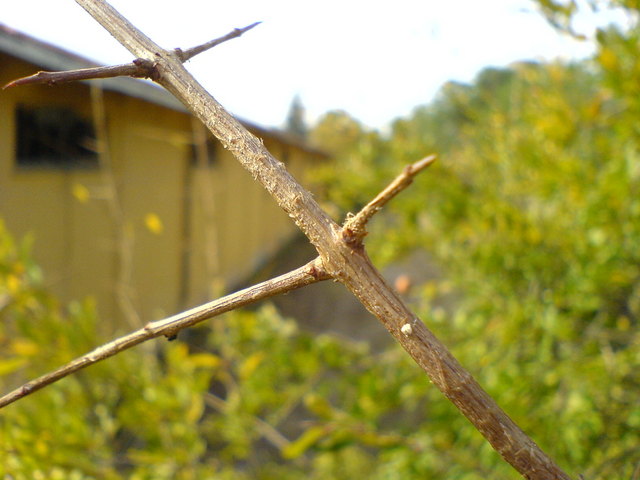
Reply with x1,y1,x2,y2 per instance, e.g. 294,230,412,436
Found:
0,24,327,329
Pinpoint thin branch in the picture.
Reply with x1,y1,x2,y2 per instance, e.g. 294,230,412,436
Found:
175,22,262,62
342,154,437,245
0,258,329,409
204,393,291,451
2,21,260,89
2,59,156,89
0,153,432,410
0,150,428,409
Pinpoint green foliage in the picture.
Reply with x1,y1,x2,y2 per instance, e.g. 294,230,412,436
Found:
1,221,222,479
0,221,463,479
310,110,392,216
311,8,640,476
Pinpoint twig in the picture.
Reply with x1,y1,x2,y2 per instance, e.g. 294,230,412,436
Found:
0,151,432,409
2,21,261,89
2,59,156,89
204,393,291,451
342,154,437,245
175,21,262,62
0,258,329,409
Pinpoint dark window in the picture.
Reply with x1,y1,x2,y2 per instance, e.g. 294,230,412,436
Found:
15,105,98,168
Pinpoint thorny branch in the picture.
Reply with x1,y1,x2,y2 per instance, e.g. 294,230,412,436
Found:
342,154,437,246
0,158,429,409
0,259,329,408
2,59,156,89
2,2,574,479
2,22,259,89
175,21,261,62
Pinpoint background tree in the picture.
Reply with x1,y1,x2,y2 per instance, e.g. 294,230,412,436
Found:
312,6,640,473
285,94,308,139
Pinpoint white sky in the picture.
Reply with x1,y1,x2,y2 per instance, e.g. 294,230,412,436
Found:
2,1,628,129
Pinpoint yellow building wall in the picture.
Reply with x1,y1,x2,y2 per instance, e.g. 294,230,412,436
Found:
105,93,193,324
1,52,325,331
183,136,314,307
0,54,195,328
